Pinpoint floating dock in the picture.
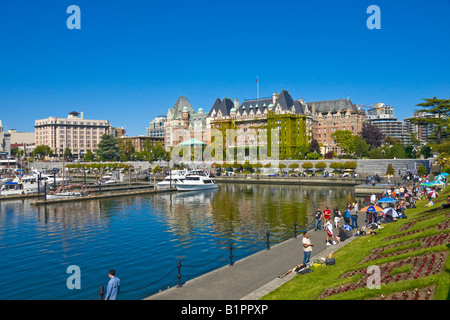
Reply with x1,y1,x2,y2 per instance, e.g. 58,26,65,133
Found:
30,186,176,205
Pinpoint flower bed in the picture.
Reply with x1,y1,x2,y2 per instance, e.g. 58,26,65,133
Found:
372,286,436,300
318,252,448,300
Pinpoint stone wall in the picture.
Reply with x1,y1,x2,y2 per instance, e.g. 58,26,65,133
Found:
31,158,434,177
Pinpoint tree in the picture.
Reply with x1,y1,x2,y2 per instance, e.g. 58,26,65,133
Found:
331,130,369,157
302,162,313,169
64,147,72,159
386,163,395,176
308,139,320,154
315,161,327,169
118,139,135,161
361,123,385,150
389,144,407,159
417,164,428,176
288,163,299,169
411,97,450,145
96,134,121,161
84,150,95,162
329,162,343,172
32,145,53,159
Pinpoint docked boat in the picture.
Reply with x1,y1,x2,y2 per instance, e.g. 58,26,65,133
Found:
174,174,218,191
156,170,188,190
46,185,89,200
99,173,119,184
0,180,42,196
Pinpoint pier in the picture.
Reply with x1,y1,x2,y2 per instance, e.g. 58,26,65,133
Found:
29,184,176,205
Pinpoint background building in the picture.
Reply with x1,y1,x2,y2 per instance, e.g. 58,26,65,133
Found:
404,112,438,145
0,120,11,157
147,115,166,138
210,90,311,160
309,98,366,154
8,129,36,156
119,135,164,153
164,96,209,151
365,103,408,145
35,111,111,159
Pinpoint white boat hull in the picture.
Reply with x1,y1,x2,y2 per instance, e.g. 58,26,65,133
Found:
46,192,83,200
175,184,218,191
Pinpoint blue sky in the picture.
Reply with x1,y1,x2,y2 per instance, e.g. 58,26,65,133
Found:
1,0,449,136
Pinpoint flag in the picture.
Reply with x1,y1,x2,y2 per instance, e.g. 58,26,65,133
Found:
256,76,258,83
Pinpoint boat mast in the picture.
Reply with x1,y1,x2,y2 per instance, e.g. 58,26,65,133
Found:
62,141,65,189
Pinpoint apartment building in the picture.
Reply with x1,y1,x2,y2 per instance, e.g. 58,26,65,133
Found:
366,103,408,145
35,111,111,158
0,120,11,157
404,112,438,145
147,115,167,138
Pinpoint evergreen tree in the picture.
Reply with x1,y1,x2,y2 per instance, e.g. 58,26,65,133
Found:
411,97,450,145
95,134,121,161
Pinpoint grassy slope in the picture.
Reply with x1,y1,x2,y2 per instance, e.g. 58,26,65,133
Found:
262,188,450,300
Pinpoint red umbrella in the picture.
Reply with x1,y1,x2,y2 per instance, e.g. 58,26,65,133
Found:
428,190,438,198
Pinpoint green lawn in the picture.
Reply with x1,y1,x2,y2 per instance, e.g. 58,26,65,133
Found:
262,188,450,300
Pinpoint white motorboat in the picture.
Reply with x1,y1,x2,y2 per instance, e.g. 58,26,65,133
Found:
99,174,118,184
0,181,42,196
156,170,188,190
174,174,218,191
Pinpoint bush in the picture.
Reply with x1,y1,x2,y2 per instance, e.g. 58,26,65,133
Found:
386,163,394,175
289,163,300,169
315,161,327,169
329,162,343,170
307,152,320,160
343,161,357,169
302,162,314,169
324,151,334,159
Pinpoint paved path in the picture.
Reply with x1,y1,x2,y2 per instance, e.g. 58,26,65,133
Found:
145,213,366,300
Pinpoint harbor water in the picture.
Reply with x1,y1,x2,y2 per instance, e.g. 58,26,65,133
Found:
0,184,354,300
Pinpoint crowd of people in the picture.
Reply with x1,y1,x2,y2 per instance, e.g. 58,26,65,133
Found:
301,172,447,269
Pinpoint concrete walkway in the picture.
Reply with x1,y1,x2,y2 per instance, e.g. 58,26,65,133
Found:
145,213,366,300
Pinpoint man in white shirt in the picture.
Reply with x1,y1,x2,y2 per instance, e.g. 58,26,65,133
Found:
302,232,313,266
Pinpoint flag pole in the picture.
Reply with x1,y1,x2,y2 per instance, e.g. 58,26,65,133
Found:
256,76,259,100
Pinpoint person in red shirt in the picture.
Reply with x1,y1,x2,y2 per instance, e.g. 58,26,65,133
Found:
323,207,331,230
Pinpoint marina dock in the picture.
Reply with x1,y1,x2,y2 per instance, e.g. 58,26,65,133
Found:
30,184,176,205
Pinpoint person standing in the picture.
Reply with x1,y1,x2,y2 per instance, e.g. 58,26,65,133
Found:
104,270,120,300
323,207,331,230
333,207,341,229
302,232,313,267
350,204,358,229
326,218,336,245
315,208,322,231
